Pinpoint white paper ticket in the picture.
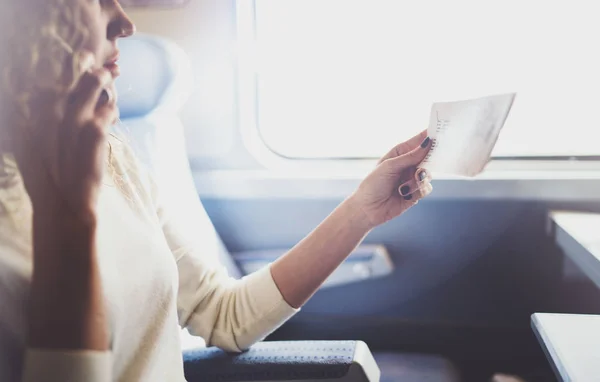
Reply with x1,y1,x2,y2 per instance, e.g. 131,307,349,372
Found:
420,93,516,177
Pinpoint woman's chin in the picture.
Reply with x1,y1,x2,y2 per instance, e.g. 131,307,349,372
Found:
104,63,120,79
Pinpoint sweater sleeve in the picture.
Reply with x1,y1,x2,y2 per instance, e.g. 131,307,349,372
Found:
151,169,299,352
175,253,298,352
114,135,299,352
22,349,112,382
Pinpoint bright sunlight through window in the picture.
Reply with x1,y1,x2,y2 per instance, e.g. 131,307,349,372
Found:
245,0,600,159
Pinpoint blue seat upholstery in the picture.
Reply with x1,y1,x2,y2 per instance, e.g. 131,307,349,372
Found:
115,33,460,382
115,33,242,280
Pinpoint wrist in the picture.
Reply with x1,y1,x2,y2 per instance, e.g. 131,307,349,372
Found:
29,208,106,350
342,194,377,233
32,208,98,261
33,198,98,229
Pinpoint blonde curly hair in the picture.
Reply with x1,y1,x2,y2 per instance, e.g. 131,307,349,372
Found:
2,0,88,121
0,0,129,220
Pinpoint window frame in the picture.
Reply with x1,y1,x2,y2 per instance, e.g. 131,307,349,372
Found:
234,0,600,176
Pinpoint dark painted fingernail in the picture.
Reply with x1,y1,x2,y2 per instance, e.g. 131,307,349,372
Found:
67,93,77,105
403,194,413,201
418,170,427,181
98,89,109,106
400,185,410,196
420,137,431,148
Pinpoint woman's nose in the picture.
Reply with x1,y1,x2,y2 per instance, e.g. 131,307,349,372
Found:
108,7,136,40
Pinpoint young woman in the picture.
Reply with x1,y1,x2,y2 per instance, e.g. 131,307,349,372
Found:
0,1,432,381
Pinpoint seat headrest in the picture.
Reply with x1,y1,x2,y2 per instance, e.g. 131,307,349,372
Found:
115,33,193,119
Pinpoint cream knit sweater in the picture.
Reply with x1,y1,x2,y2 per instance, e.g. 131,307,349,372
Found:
0,143,297,381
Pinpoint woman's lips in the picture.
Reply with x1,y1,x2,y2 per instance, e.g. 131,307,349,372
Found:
103,52,120,78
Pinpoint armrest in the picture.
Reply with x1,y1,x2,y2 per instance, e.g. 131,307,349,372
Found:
233,245,393,289
183,340,380,382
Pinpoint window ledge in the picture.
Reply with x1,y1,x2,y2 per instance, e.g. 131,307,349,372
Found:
193,168,600,202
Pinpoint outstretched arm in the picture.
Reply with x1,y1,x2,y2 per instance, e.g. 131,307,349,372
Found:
173,131,431,352
271,131,432,308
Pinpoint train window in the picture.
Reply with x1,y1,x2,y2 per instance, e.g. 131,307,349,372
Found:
241,0,600,159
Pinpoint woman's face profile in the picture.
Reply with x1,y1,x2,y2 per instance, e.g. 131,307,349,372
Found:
74,0,135,79
0,0,135,151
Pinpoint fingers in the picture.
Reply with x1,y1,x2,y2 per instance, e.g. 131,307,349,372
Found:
62,119,109,223
94,100,119,128
383,135,431,173
96,83,119,124
398,168,432,198
78,120,109,185
378,129,428,164
66,67,113,125
401,179,433,204
404,182,433,204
